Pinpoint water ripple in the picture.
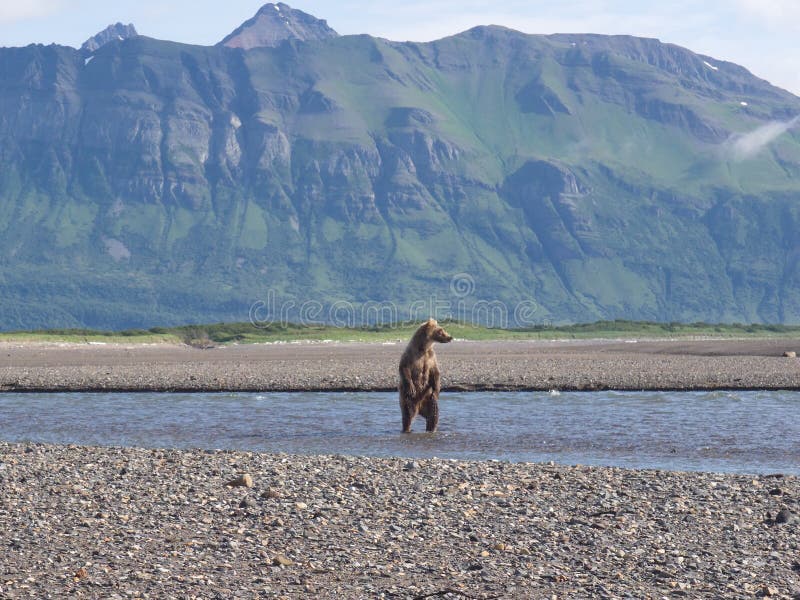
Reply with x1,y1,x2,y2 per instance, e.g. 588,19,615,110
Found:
0,390,797,474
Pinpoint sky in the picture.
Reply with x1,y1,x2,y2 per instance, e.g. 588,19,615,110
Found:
0,0,798,96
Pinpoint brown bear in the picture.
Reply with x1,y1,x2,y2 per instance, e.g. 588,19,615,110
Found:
398,318,453,432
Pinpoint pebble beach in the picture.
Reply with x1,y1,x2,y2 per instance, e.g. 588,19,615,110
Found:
2,338,800,392
0,442,797,599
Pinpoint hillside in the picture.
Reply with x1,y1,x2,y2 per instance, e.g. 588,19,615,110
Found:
1,4,799,329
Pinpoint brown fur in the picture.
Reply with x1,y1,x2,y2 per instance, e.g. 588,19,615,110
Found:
398,318,452,432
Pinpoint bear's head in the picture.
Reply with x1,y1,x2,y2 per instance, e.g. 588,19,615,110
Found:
423,318,453,344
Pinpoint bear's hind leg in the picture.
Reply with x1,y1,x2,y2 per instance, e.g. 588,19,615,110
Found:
425,399,439,432
401,401,416,433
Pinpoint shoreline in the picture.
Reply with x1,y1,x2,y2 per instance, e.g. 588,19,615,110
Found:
5,385,800,394
2,337,800,393
0,441,797,598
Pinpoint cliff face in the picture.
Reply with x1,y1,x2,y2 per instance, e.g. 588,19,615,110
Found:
1,18,800,329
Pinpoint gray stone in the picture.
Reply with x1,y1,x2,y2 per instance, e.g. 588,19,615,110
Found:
775,508,793,524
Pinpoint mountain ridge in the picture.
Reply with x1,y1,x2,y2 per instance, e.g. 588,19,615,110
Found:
0,7,799,329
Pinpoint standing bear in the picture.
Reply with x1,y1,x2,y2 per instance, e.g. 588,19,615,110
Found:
398,318,453,432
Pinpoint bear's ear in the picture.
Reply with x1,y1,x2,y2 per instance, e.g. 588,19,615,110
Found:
427,318,438,326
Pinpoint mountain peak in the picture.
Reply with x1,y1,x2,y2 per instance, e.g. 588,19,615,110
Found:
81,23,138,54
218,3,338,49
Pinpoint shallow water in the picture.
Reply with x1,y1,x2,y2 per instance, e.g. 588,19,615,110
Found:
0,390,797,474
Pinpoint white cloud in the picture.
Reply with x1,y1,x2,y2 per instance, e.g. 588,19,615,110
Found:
727,116,800,160
0,0,62,24
734,0,800,30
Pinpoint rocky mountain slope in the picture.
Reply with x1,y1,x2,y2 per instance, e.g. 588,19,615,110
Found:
0,5,799,329
80,22,138,54
218,3,337,49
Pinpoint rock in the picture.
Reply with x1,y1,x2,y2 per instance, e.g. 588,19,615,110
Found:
74,567,88,581
226,474,253,488
273,555,294,567
239,496,257,509
775,508,793,524
768,487,783,496
783,351,796,358
404,461,420,471
294,502,308,510
261,487,282,499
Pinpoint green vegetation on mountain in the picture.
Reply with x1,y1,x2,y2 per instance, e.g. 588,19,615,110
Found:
3,320,800,346
1,8,799,330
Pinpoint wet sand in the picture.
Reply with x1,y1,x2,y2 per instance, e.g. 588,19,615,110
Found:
1,338,800,392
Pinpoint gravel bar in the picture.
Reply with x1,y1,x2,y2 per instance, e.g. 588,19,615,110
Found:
2,338,800,392
0,442,797,599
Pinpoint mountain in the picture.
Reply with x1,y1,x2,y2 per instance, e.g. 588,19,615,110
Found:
81,23,138,54
218,3,337,49
1,6,800,330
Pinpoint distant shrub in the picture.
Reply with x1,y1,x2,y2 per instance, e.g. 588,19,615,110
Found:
118,329,149,337
181,327,214,349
